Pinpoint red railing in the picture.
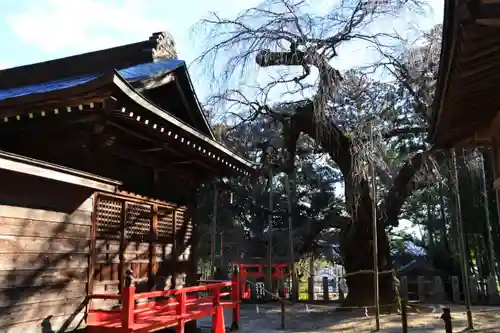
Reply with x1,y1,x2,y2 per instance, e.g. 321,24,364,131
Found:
87,271,241,333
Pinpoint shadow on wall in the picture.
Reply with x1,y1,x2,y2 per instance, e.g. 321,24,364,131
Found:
0,177,94,332
0,171,196,332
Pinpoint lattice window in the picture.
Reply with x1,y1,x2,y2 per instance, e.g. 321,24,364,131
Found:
157,207,174,239
126,202,152,241
96,197,122,239
175,209,192,245
175,210,184,232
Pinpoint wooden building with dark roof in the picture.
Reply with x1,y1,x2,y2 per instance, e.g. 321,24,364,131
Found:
430,0,500,218
430,0,500,149
0,32,254,333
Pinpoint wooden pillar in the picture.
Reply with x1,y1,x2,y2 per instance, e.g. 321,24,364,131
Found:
451,276,460,303
308,256,314,301
469,276,478,304
185,200,198,333
171,208,178,289
88,193,99,309
188,201,199,286
308,277,314,301
119,201,127,292
322,277,329,301
149,204,158,289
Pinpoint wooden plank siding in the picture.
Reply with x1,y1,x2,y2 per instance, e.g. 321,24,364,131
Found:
0,196,93,333
91,193,194,309
0,188,194,332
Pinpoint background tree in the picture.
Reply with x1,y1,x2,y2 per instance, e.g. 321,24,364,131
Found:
193,0,444,309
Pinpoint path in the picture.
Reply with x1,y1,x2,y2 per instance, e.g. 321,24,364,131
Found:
198,303,500,332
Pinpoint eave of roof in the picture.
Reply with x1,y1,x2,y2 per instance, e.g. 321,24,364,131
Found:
0,56,216,140
429,0,500,149
0,68,256,175
111,71,256,173
429,0,456,145
0,149,121,192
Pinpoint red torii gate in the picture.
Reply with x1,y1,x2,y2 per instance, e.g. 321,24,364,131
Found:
234,263,290,298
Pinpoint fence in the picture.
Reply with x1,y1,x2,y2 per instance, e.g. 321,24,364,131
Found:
400,275,500,305
87,270,241,333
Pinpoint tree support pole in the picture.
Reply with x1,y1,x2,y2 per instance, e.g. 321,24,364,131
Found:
479,151,497,286
369,121,380,331
451,149,473,330
285,172,297,301
267,168,274,299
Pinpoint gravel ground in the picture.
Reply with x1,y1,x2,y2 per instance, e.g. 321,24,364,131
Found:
197,303,500,332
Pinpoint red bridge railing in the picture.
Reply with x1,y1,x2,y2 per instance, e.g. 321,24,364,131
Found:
87,270,241,333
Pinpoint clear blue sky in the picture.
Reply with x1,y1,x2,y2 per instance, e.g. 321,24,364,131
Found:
0,0,443,102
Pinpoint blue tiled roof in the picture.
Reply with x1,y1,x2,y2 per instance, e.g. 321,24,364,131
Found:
0,59,186,101
0,74,99,101
119,59,184,82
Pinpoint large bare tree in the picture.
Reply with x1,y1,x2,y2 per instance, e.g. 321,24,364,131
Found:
194,0,441,309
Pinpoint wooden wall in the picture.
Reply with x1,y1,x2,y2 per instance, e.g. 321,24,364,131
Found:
91,193,194,309
0,178,196,332
0,191,92,333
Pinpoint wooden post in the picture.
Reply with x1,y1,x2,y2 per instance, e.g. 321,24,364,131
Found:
122,270,135,332
119,201,128,293
308,255,314,301
401,299,408,333
211,182,218,279
469,276,478,303
212,286,221,331
280,299,286,329
451,276,460,303
88,193,99,308
308,276,314,301
231,266,240,331
149,204,158,289
451,149,473,330
172,209,178,289
441,308,452,333
322,277,329,301
176,289,187,333
369,121,380,331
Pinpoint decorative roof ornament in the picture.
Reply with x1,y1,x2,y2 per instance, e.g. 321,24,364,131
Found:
149,31,178,60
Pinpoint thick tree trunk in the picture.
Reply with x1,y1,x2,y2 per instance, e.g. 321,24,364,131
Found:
285,106,403,311
341,215,399,312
